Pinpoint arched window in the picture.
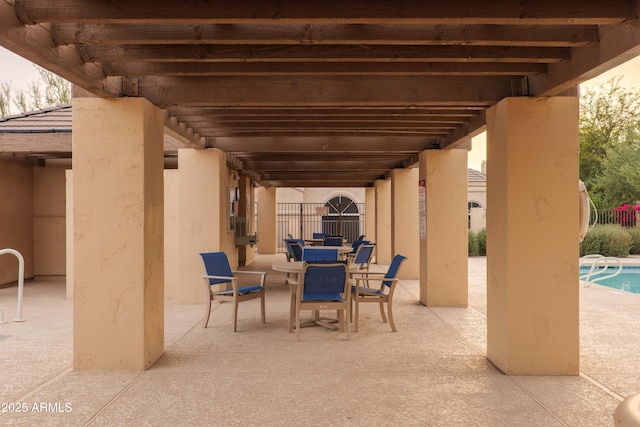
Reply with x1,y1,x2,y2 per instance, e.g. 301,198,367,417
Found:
323,196,361,242
468,201,484,229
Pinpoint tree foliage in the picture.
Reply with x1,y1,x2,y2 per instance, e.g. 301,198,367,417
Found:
579,77,640,206
593,133,640,205
0,65,70,117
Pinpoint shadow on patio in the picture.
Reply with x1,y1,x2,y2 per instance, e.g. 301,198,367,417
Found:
0,254,638,426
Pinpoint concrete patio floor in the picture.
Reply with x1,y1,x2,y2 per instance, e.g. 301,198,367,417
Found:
0,254,638,426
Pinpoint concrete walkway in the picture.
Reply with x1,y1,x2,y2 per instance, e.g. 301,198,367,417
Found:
0,255,638,426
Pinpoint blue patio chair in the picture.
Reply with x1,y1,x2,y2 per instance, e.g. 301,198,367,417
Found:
347,244,375,273
351,254,407,332
312,232,328,239
322,236,343,246
200,251,267,332
350,239,370,254
285,239,305,262
302,247,338,261
289,241,304,261
291,261,351,340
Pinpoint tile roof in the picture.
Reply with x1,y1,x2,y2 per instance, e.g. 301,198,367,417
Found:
0,104,72,132
467,168,486,182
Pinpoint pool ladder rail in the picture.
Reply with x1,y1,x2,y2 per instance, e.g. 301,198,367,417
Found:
579,254,623,288
0,248,25,323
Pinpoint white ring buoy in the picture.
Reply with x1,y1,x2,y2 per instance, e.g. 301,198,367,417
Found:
579,180,590,243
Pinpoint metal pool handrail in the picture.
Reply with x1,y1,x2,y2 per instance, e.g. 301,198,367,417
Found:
0,248,25,323
580,255,622,288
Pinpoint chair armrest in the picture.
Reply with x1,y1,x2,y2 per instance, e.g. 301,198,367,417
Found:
350,272,385,278
286,277,300,286
202,275,239,292
233,270,268,286
232,271,268,276
354,277,399,286
202,274,236,281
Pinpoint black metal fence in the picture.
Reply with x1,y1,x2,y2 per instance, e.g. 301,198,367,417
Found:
276,202,365,252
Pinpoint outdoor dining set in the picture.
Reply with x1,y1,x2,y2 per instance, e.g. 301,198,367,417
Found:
199,235,406,340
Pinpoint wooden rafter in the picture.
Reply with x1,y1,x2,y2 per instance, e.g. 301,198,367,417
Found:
1,0,640,187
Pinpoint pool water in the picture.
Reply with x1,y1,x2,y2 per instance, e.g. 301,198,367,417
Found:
580,266,640,294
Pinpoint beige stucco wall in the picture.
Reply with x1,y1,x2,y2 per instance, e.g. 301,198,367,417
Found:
72,97,165,369
33,166,66,276
65,169,74,299
164,170,179,301
178,148,234,304
391,168,419,279
301,187,365,205
419,149,469,307
0,160,34,285
365,187,376,256
66,168,179,301
257,187,277,254
486,96,579,375
375,178,392,265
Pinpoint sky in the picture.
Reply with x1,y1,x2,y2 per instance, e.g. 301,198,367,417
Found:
3,47,640,171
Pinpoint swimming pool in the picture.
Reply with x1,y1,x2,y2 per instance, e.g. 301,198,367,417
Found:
580,266,640,294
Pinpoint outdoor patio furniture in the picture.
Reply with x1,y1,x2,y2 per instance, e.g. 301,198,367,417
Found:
290,261,351,340
285,239,305,262
302,247,339,261
347,244,375,274
351,254,407,332
200,251,267,332
322,235,343,246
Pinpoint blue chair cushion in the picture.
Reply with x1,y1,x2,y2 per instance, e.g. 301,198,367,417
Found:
213,285,263,295
302,292,343,301
351,286,384,295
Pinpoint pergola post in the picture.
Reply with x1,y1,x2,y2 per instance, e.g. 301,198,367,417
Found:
391,168,420,279
418,149,469,307
486,96,579,375
72,97,164,370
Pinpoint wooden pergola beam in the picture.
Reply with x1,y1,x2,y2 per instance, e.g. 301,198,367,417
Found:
136,75,513,107
16,0,632,25
52,23,600,47
82,44,570,63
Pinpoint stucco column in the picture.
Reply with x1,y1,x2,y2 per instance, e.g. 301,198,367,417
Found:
72,97,164,370
237,174,256,266
391,168,419,279
178,148,229,304
418,149,468,306
364,187,376,252
374,178,392,265
486,96,579,375
65,169,74,300
257,187,277,254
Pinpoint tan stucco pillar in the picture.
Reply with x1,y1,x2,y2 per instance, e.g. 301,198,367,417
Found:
237,174,256,266
418,150,468,306
257,187,277,254
164,170,179,301
486,96,579,375
178,148,229,304
375,179,392,265
65,169,73,300
72,97,164,370
391,168,419,279
364,187,376,252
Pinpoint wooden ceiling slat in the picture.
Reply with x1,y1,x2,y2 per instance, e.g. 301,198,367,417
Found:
17,0,632,25
209,136,437,152
136,75,513,107
105,62,547,76
82,44,570,63
52,23,599,47
3,0,639,187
